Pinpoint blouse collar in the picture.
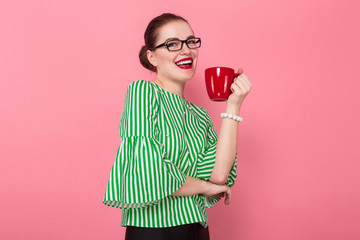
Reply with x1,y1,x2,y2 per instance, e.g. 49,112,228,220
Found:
149,81,193,110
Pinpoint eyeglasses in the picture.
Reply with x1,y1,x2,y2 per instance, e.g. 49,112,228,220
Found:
152,37,201,51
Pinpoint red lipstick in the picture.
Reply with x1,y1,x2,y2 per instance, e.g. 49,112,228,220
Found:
175,58,193,69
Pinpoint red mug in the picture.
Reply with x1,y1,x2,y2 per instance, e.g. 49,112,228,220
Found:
205,67,241,101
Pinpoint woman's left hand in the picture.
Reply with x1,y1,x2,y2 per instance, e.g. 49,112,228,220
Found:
227,68,252,107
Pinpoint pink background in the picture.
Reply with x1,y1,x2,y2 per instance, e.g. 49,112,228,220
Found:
1,0,359,239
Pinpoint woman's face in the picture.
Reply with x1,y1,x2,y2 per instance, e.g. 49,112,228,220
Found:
148,20,199,84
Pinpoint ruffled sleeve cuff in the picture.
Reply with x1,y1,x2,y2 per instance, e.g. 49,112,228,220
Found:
103,136,186,209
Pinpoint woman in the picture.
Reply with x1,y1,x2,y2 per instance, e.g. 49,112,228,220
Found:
103,13,252,240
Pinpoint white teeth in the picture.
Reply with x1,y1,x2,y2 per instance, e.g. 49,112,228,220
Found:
176,60,192,66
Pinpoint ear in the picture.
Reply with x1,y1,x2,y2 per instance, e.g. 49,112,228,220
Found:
147,50,157,67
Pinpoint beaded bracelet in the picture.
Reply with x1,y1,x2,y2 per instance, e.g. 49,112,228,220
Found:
220,113,243,122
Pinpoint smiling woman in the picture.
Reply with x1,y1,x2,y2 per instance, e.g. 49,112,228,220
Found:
145,19,199,89
103,12,252,240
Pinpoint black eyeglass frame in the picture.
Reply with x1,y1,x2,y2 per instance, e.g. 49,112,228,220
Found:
151,37,201,51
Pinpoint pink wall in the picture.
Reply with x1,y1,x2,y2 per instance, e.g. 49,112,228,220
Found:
1,0,359,239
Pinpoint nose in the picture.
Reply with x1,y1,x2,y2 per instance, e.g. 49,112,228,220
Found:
180,42,191,54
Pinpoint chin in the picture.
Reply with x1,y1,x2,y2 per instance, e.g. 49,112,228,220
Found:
179,67,197,80
178,72,196,83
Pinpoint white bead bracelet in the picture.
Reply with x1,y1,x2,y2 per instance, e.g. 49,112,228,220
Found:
220,113,243,122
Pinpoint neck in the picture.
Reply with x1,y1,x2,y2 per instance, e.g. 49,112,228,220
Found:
153,76,186,98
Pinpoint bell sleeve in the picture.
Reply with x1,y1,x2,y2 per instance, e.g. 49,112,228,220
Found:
196,109,238,208
103,80,186,209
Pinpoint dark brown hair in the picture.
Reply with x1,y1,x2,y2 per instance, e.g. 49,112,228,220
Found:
139,13,189,72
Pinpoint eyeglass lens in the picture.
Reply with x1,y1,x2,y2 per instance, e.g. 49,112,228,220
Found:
167,38,201,51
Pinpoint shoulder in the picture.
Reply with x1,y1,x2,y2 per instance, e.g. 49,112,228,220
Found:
120,81,159,137
124,80,160,111
126,80,152,94
125,80,158,101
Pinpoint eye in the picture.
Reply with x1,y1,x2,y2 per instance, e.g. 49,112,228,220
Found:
167,41,180,48
187,39,196,44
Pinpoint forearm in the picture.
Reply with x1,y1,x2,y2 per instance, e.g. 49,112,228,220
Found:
209,103,241,184
171,176,207,196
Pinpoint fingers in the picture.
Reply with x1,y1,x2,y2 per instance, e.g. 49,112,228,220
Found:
215,193,225,198
231,80,248,96
235,79,248,95
212,187,230,203
205,182,233,205
237,73,252,88
235,68,252,87
231,82,242,93
224,187,232,205
236,75,251,90
237,68,243,75
231,68,252,95
232,74,252,95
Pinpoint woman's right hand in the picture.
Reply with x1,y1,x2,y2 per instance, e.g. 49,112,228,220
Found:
202,181,232,205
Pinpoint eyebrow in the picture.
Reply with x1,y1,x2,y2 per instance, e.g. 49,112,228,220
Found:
164,35,195,41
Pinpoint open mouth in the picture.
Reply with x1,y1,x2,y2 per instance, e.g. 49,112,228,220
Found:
175,58,193,69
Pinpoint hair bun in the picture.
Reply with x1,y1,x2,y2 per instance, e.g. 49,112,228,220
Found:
139,45,156,72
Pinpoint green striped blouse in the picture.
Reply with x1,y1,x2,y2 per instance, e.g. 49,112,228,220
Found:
103,80,237,228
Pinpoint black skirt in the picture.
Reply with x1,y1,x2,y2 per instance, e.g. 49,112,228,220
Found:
125,223,210,240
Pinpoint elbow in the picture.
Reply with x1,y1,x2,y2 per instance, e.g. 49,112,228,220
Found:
209,173,228,185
